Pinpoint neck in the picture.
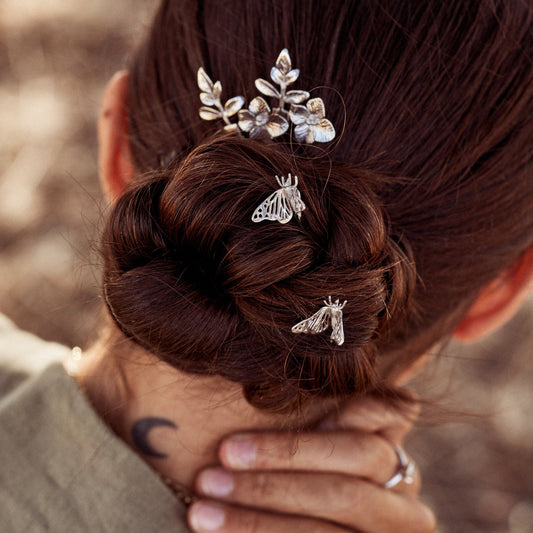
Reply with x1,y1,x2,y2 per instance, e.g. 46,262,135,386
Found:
68,333,318,492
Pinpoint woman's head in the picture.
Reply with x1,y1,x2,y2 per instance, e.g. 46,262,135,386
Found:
101,0,533,412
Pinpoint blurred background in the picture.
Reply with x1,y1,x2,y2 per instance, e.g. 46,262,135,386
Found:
0,1,531,531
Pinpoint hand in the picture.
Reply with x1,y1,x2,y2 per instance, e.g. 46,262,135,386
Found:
187,396,436,532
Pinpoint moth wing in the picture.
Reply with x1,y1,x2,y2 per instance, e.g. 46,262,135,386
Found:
291,306,331,334
252,189,293,224
329,308,345,346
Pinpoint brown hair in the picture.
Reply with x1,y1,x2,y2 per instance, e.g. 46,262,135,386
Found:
102,0,533,412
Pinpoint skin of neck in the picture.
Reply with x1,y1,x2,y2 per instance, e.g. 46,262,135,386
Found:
69,325,327,489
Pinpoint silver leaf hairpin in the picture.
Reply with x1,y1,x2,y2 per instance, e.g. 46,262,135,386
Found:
198,68,245,132
291,297,347,346
252,173,305,224
198,49,335,143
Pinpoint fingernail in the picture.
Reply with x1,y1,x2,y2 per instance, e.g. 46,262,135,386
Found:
189,501,225,531
223,436,257,468
198,468,234,497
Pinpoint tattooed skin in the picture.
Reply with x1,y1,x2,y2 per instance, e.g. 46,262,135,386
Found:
131,417,177,458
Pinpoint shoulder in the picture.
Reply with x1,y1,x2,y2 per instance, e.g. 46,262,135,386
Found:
0,314,189,532
0,313,70,398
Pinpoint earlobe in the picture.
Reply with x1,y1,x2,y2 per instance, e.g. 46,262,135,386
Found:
454,248,533,342
98,70,135,202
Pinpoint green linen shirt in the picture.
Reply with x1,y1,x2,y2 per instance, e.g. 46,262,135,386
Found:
0,313,189,532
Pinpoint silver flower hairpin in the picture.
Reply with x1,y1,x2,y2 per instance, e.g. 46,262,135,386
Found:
198,49,335,143
292,297,347,346
252,173,305,224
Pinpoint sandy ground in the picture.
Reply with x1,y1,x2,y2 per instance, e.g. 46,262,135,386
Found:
0,2,532,531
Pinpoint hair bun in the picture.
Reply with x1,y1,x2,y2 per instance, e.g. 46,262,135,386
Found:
102,136,415,411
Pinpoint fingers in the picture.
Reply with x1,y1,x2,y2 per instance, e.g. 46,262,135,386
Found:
219,431,416,488
192,469,435,533
196,396,430,533
326,395,420,443
188,500,351,533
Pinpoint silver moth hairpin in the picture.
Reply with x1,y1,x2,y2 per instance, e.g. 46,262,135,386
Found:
292,297,347,346
252,174,305,224
198,49,336,143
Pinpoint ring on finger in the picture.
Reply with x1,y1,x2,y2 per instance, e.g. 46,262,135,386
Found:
383,444,416,489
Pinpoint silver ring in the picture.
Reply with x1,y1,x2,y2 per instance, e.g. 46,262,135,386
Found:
383,444,416,489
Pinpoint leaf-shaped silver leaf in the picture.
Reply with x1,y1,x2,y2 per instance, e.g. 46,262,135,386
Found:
266,114,289,138
289,104,309,125
197,67,214,93
255,78,280,98
284,69,300,85
224,123,240,133
284,90,310,104
200,92,217,106
307,97,326,119
224,96,245,117
313,119,336,143
199,106,222,120
212,81,222,100
270,67,285,86
275,48,292,74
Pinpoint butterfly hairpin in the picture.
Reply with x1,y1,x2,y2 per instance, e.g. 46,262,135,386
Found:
291,297,347,346
251,173,306,224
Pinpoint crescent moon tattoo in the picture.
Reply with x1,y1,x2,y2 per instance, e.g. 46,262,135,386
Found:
131,417,177,459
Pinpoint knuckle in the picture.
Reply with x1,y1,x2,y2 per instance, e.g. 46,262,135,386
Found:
401,402,420,431
396,414,414,434
224,505,263,533
385,402,420,441
410,502,437,533
370,436,396,475
342,431,367,454
315,432,339,459
334,476,364,515
262,432,300,466
247,509,262,533
388,409,418,440
253,471,273,501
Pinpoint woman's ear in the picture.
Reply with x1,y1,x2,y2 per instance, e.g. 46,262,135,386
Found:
98,70,134,202
454,248,533,342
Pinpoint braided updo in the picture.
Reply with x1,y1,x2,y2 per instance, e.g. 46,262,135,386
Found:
103,137,415,410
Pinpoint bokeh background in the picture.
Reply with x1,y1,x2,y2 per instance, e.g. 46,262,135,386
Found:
0,1,532,531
